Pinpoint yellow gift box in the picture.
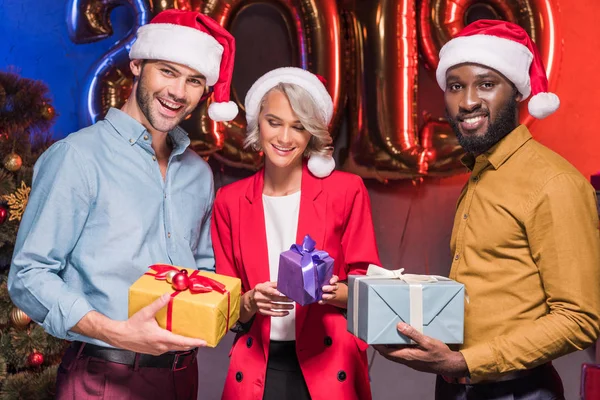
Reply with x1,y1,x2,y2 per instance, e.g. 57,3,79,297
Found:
128,264,241,347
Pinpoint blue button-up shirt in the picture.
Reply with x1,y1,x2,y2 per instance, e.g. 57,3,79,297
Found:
8,108,215,346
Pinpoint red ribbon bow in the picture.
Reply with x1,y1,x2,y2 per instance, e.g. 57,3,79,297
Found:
145,264,230,333
146,264,227,294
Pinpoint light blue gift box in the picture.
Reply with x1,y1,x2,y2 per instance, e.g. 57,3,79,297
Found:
347,265,465,345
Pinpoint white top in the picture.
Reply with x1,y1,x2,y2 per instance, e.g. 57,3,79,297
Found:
262,191,301,341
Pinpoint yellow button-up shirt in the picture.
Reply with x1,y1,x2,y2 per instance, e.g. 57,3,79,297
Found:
450,125,600,382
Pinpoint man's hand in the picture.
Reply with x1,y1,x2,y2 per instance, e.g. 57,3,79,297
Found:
373,322,469,378
73,293,207,356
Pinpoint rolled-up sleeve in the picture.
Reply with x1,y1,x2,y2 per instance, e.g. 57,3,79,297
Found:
8,142,95,339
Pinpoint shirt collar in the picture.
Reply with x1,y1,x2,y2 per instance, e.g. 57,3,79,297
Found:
104,108,147,144
104,108,191,155
169,126,191,157
460,124,532,171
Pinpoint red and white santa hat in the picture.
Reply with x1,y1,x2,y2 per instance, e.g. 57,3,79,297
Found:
129,9,238,122
436,19,559,119
245,67,336,178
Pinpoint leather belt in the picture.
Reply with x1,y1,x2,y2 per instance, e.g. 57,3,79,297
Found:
443,363,550,385
73,341,197,371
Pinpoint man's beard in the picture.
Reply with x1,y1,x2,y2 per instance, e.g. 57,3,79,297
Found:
136,70,188,133
447,96,518,155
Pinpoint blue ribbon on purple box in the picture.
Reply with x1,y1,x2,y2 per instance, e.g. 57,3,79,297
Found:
278,235,334,305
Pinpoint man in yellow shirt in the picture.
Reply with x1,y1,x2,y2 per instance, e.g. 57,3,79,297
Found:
375,19,600,399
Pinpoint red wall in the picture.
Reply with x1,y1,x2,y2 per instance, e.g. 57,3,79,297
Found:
532,0,600,180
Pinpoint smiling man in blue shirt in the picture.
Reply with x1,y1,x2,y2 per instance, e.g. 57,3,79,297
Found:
8,10,238,400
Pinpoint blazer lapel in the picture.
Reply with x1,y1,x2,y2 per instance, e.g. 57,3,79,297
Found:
239,169,271,290
295,163,327,337
239,170,271,361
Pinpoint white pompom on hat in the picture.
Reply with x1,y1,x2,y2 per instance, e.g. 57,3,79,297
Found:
129,9,238,122
436,19,559,119
245,67,336,178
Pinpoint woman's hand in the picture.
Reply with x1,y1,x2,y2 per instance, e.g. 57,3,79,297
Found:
240,281,294,322
319,275,348,308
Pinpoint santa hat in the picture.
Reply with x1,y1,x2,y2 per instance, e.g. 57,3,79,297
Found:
436,19,559,119
129,10,238,122
245,67,335,178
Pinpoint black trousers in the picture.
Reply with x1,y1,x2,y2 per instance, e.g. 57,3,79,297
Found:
263,341,311,400
435,364,565,400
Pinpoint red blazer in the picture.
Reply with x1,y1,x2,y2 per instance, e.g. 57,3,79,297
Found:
211,164,381,400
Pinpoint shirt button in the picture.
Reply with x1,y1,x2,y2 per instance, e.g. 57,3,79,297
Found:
337,370,347,382
129,139,134,144
152,156,156,161
454,254,460,260
164,193,167,199
246,337,253,348
324,336,333,347
167,232,171,238
463,213,468,219
472,176,479,182
235,371,243,382
144,135,149,140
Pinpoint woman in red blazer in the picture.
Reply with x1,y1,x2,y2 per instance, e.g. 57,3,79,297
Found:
211,67,381,400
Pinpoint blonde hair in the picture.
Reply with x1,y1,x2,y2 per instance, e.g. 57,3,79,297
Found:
244,83,332,156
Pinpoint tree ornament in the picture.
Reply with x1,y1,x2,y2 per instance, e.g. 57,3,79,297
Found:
165,270,178,284
3,153,22,172
27,351,44,367
10,307,31,328
3,181,30,221
0,205,7,225
41,102,56,120
171,270,189,291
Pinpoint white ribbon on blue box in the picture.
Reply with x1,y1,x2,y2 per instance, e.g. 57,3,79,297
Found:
347,264,465,345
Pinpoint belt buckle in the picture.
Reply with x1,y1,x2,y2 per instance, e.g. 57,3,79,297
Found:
171,349,196,372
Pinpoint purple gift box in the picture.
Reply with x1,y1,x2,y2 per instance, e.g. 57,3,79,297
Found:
277,235,334,306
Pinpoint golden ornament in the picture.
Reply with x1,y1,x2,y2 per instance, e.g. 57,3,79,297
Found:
3,153,22,172
41,103,55,120
165,270,178,284
10,307,31,328
3,181,30,222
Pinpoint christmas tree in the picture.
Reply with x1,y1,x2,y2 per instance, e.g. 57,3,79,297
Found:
0,71,69,399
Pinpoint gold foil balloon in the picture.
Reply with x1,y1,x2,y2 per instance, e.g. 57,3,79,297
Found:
10,307,32,329
341,0,562,180
191,0,346,170
70,0,343,171
67,0,150,125
149,0,196,13
70,0,562,179
418,0,562,129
